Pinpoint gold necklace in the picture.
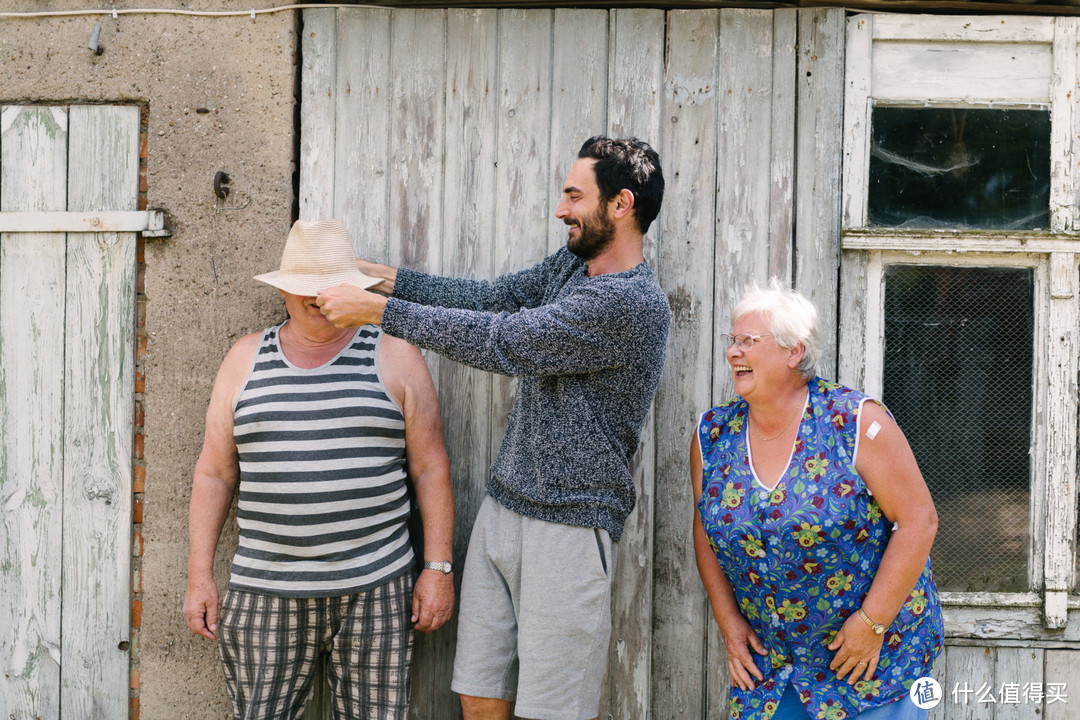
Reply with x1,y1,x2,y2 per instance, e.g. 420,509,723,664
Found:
750,402,803,442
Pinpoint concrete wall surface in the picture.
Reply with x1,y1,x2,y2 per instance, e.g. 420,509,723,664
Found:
1,2,298,717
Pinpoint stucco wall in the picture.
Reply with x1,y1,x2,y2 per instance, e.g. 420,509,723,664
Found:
1,3,298,717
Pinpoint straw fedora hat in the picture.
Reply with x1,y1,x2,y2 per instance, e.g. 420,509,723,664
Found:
254,219,382,295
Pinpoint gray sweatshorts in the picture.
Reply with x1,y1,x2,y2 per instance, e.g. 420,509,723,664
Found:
451,496,616,720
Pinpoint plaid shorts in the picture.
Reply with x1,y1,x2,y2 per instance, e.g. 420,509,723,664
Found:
218,572,414,720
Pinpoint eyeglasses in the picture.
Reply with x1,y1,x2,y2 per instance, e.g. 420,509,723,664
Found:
721,332,773,350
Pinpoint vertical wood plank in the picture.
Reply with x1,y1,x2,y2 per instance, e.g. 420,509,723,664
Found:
651,10,719,719
384,10,448,718
1049,18,1077,233
607,8,666,262
1073,22,1080,232
994,647,1042,720
603,10,665,719
300,8,337,221
0,104,68,720
1043,648,1080,720
946,646,995,720
427,9,500,720
386,9,446,275
1043,252,1078,626
607,9,665,142
794,8,846,380
838,15,874,398
547,9,608,255
928,644,949,720
606,6,666,259
61,104,138,719
1028,259,1050,592
861,251,885,399
490,8,553,471
842,13,873,230
837,250,869,391
714,8,783,390
769,9,798,284
333,7,391,260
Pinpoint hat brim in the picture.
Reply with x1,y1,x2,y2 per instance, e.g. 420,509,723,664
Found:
253,269,384,296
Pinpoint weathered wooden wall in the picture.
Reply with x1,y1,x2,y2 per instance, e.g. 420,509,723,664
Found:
301,8,836,718
0,105,137,717
927,644,1080,720
299,6,1080,719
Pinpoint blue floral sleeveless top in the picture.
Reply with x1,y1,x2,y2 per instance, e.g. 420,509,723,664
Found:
697,378,943,719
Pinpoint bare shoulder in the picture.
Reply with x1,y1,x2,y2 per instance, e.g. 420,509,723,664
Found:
855,397,920,482
212,330,263,396
857,399,902,443
379,331,423,362
378,332,435,406
379,332,430,378
200,330,264,435
221,331,262,372
859,398,893,426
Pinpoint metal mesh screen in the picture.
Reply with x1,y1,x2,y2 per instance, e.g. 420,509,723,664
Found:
883,265,1033,593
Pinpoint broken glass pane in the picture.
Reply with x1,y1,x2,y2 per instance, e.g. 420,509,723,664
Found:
869,108,1050,230
883,264,1033,593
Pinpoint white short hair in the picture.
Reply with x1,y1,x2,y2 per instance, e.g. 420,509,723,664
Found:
731,278,821,381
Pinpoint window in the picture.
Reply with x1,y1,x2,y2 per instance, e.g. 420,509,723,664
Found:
868,108,1051,230
883,264,1034,593
841,15,1080,635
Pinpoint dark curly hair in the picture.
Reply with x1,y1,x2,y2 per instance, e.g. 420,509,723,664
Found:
577,136,664,234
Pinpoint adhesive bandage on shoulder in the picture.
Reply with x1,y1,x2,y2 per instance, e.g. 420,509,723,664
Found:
865,421,882,440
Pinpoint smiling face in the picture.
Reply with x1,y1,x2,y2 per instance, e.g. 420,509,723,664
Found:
728,310,805,401
555,158,616,261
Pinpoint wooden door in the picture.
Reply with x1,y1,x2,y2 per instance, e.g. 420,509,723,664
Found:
0,104,138,718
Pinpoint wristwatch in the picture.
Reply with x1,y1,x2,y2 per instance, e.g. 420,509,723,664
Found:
857,608,886,635
423,560,453,574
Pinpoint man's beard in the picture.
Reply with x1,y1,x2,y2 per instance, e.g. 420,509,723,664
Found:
566,206,615,261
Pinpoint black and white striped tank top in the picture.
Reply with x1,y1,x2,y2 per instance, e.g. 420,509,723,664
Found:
228,322,413,597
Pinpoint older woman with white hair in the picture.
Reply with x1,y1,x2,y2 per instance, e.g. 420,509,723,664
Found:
692,281,943,720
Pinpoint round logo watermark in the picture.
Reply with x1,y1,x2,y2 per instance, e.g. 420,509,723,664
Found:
910,677,943,709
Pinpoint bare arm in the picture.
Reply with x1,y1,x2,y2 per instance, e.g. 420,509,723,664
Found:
322,252,571,336
827,401,938,684
181,334,258,640
380,335,455,632
691,433,767,691
357,258,398,296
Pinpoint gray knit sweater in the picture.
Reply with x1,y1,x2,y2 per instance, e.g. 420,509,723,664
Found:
381,247,670,541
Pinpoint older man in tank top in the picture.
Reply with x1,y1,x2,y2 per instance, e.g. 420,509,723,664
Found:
183,220,454,720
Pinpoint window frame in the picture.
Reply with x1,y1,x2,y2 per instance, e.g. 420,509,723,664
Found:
840,13,1080,638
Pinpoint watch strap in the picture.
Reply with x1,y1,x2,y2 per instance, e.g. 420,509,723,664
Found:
423,560,452,574
857,607,886,635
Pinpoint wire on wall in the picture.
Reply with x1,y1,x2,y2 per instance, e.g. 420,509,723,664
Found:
0,4,378,19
